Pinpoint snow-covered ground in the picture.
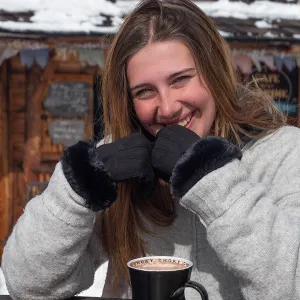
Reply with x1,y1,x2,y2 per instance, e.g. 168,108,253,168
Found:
0,268,8,295
0,263,108,296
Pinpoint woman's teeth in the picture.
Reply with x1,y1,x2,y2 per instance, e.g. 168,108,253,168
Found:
177,113,192,127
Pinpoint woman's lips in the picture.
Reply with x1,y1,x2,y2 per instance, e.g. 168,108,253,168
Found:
184,110,197,130
150,110,198,135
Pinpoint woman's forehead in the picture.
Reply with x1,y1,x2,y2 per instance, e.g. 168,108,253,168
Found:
127,40,196,84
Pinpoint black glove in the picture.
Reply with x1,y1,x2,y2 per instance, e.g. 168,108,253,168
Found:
151,124,243,198
95,133,155,194
170,136,243,198
151,125,200,182
62,133,155,212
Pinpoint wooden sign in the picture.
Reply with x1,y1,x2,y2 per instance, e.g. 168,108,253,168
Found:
48,119,85,147
44,82,90,117
251,66,298,116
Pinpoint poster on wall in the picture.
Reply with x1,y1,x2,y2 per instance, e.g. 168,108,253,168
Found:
232,54,298,116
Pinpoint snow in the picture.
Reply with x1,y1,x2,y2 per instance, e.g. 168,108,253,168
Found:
195,0,300,20
0,268,8,295
0,0,121,15
0,0,123,33
0,0,298,34
118,0,300,20
255,20,275,29
0,263,108,297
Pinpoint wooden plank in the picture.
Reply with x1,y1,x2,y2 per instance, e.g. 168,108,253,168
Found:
9,55,26,72
12,168,25,224
56,62,100,75
23,60,58,183
52,73,94,85
8,66,27,230
9,97,26,112
57,62,82,73
12,144,24,153
0,61,12,257
12,152,24,162
1,36,112,49
10,73,26,85
41,152,61,162
48,36,111,46
86,83,94,140
32,165,55,174
11,115,25,131
10,89,26,95
12,136,25,143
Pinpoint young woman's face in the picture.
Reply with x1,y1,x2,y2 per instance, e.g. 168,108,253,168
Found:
127,40,216,137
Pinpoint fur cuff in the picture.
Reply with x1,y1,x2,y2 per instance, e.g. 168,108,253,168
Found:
170,137,242,198
61,140,117,212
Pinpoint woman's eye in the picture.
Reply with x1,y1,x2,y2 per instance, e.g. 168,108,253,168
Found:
172,75,190,85
134,88,154,99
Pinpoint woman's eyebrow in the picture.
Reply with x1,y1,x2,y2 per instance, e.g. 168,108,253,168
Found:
130,67,196,92
130,83,151,92
168,68,195,81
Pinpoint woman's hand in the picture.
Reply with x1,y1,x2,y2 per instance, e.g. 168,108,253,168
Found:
96,133,155,197
151,125,200,182
62,133,155,212
151,124,242,198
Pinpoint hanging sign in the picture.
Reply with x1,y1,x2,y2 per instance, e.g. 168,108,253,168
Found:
250,59,298,116
48,119,85,147
44,82,90,117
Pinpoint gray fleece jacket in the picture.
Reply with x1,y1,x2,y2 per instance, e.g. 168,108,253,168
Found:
2,126,300,300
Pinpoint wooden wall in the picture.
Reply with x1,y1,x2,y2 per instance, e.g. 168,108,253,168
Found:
0,61,10,259
0,50,101,259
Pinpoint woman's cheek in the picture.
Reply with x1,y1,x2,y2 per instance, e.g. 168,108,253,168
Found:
134,103,154,124
134,103,163,136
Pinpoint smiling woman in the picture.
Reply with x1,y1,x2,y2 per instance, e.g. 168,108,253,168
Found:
4,1,300,300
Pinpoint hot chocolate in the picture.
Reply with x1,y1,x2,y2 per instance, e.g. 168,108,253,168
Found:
128,256,208,300
130,257,190,271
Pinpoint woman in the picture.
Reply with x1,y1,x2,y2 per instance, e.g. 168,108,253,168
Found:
3,0,300,299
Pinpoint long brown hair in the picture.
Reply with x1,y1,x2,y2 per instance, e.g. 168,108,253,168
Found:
101,0,286,287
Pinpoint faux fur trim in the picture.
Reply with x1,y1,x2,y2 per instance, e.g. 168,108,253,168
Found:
61,140,117,212
170,137,242,198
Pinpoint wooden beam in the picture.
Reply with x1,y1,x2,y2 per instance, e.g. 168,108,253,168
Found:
31,165,55,174
0,37,112,54
52,73,94,85
0,61,11,260
41,152,61,162
23,60,58,183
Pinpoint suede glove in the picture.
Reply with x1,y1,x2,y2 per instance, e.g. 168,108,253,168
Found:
151,124,243,198
62,133,155,212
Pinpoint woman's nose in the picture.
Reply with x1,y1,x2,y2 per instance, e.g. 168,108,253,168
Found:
157,90,181,122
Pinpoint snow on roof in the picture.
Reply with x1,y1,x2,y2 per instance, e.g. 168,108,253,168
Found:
0,0,299,41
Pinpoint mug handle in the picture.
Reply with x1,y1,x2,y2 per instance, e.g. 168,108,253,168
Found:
170,280,209,300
